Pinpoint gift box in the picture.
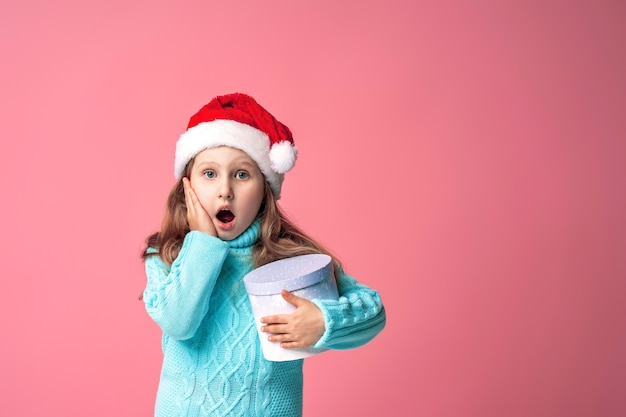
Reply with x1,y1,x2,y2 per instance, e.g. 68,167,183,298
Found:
243,254,339,361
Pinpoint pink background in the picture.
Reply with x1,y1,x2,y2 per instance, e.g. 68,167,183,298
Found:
1,1,625,416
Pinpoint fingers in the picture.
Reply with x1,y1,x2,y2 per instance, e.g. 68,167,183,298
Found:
259,291,303,323
281,289,305,307
260,314,289,325
263,335,307,349
260,315,297,345
264,328,316,349
259,296,326,349
183,178,216,236
260,323,289,334
276,341,303,349
262,324,307,348
183,178,200,214
182,177,194,213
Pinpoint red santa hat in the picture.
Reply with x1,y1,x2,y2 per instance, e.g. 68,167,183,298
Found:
174,93,297,199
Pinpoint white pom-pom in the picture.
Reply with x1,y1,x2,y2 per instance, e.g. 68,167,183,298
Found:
269,141,297,173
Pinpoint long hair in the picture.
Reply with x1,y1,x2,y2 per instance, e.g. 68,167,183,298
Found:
141,162,192,265
141,158,340,270
254,181,339,268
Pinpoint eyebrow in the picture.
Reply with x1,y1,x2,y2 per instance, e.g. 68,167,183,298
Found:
231,159,256,168
195,159,256,169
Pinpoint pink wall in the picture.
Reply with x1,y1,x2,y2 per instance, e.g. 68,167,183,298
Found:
1,1,625,416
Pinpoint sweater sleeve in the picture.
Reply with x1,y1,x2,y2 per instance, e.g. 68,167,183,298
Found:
142,231,229,340
311,267,386,350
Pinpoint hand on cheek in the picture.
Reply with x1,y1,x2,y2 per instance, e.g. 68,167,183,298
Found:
183,177,217,237
259,290,326,349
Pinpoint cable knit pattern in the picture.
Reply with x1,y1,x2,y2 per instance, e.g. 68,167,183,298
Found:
312,268,386,351
143,221,385,416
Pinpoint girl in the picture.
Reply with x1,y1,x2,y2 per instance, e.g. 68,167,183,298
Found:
141,93,386,417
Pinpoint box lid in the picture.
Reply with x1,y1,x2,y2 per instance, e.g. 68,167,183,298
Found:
243,254,332,295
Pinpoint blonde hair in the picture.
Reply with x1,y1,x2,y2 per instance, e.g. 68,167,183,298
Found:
142,157,340,270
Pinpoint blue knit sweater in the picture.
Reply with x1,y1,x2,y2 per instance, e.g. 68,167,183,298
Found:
143,221,386,417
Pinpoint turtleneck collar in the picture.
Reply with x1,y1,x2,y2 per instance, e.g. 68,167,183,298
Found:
224,219,260,249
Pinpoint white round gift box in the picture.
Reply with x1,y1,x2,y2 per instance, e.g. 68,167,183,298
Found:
243,254,339,362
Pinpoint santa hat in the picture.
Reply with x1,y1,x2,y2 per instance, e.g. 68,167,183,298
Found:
174,93,297,199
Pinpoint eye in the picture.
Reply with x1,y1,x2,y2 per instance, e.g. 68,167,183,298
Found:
235,170,249,180
203,170,216,179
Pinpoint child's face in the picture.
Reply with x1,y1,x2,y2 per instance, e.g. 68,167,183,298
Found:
188,146,265,241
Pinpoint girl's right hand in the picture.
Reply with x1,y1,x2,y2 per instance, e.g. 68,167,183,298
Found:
183,177,217,237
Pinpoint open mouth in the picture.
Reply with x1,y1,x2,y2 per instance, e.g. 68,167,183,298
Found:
216,208,235,223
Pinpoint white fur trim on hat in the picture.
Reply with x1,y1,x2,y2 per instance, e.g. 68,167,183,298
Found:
174,119,286,198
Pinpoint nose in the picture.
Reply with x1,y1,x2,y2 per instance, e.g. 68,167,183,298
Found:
218,178,233,200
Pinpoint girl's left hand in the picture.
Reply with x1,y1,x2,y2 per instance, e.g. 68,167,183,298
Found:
260,290,326,349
